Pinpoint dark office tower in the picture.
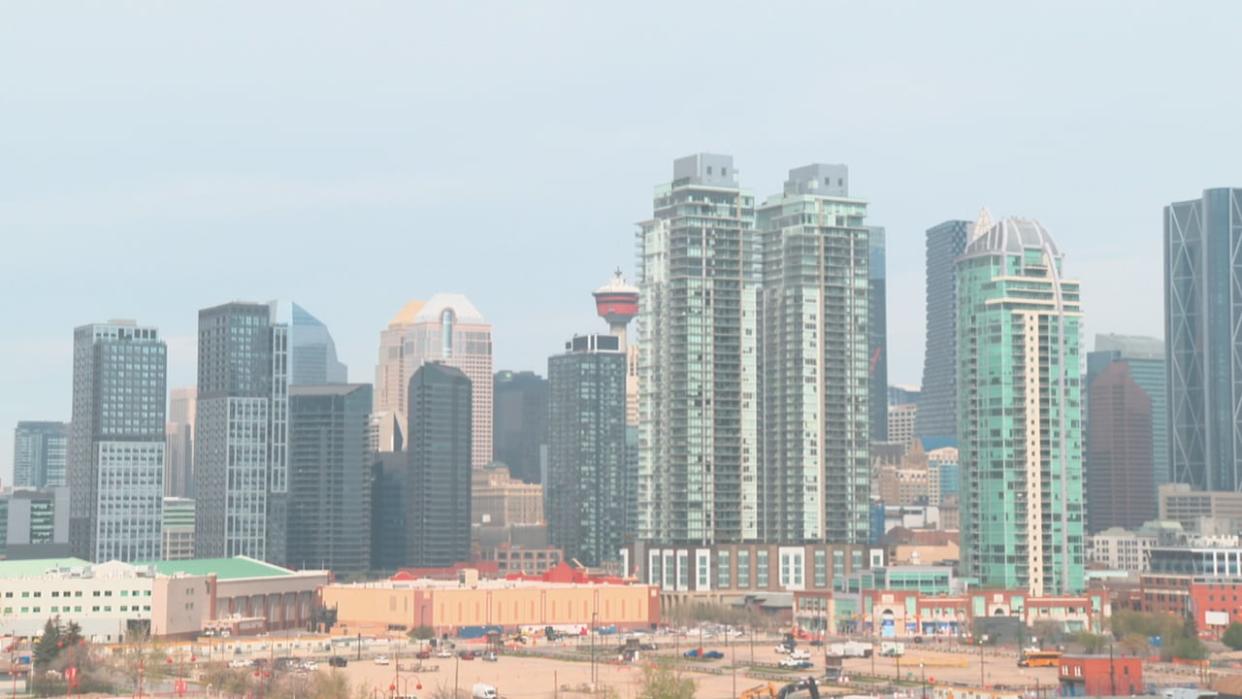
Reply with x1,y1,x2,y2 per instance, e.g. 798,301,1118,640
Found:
493,371,548,484
273,301,348,385
916,220,972,442
868,227,889,442
288,384,372,575
757,164,871,545
1087,334,1167,492
547,334,628,566
1086,362,1156,532
165,387,196,498
370,451,408,571
13,421,68,489
68,321,167,562
637,154,759,545
195,303,289,562
407,363,472,567
1166,189,1242,491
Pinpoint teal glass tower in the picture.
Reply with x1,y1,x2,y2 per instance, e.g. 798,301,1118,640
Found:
957,214,1085,595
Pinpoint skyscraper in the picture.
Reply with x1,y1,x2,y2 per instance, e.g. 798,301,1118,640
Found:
1086,362,1156,532
165,387,196,498
917,220,972,442
868,226,889,442
403,294,493,468
370,451,408,571
492,371,548,484
68,321,167,562
547,333,628,566
756,163,871,545
1165,188,1242,491
13,421,68,489
288,383,372,574
1086,333,1166,500
407,363,472,567
194,302,289,562
276,302,348,385
957,215,1084,595
373,300,424,452
637,153,758,545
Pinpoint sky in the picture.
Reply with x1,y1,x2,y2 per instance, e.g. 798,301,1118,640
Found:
2,1,1240,482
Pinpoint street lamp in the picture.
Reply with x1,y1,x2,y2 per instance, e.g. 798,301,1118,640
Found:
920,662,926,699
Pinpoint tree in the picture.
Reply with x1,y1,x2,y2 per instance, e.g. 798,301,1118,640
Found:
409,625,436,641
1223,623,1242,651
33,618,62,671
1119,633,1149,657
1072,631,1108,655
1173,637,1208,661
1030,621,1065,649
637,665,696,699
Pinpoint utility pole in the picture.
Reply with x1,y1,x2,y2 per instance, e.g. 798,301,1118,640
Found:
1109,643,1116,697
979,635,986,689
453,654,460,698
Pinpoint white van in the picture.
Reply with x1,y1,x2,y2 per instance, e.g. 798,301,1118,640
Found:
472,683,498,699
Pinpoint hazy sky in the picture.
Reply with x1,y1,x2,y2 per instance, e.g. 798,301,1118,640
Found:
2,1,1240,481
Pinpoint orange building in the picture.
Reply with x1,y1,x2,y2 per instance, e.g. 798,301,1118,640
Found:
322,568,658,635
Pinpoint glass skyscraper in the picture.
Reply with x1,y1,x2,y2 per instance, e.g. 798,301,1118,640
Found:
868,227,889,442
957,216,1084,595
1165,188,1242,491
68,321,166,562
407,362,473,567
13,421,68,489
917,220,972,443
637,153,758,545
195,302,289,562
547,333,628,565
493,370,548,484
273,301,348,385
756,164,871,545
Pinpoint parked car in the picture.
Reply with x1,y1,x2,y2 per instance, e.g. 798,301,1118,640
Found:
228,659,250,669
373,655,390,666
482,651,498,662
458,650,476,661
436,648,453,659
416,649,431,660
779,657,813,670
702,650,724,660
328,656,348,668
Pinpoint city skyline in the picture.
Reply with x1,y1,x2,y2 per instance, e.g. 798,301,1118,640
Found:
4,3,1239,481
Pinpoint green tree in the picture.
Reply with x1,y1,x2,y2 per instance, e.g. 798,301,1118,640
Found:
409,625,436,641
1173,637,1208,661
637,665,696,699
1223,623,1242,651
1072,631,1108,654
32,618,62,670
1119,633,1150,657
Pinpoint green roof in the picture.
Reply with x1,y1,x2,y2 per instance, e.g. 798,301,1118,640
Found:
137,556,293,580
0,558,90,578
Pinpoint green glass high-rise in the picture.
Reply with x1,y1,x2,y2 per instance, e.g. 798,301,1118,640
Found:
957,215,1085,595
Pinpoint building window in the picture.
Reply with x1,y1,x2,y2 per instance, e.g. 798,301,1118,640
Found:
814,550,827,588
757,551,769,588
738,550,751,589
717,551,732,590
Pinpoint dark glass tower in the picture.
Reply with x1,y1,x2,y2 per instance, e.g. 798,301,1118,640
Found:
547,333,628,566
1165,188,1242,491
288,383,372,574
407,363,472,567
1086,362,1156,532
492,370,548,484
917,220,971,442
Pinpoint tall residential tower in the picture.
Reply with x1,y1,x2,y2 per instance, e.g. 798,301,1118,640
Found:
756,164,871,544
957,215,1085,595
637,153,758,545
917,220,972,442
13,421,68,489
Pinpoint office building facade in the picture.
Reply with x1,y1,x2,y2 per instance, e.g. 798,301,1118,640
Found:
756,163,871,545
371,452,408,571
165,387,196,498
1165,188,1242,491
957,216,1085,595
492,370,548,484
68,321,167,562
194,303,289,562
917,220,972,442
13,421,68,489
637,153,758,545
547,333,628,566
1087,334,1167,490
407,363,472,567
403,294,493,468
1085,361,1158,532
288,384,372,575
0,488,69,559
161,497,195,561
373,300,424,452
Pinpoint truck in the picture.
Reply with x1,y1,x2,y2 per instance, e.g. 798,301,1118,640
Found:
826,641,872,658
880,641,905,657
472,683,498,699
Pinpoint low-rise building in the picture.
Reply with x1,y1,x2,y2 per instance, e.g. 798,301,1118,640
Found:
161,497,195,561
0,487,70,559
1160,483,1242,532
1088,527,1156,573
884,528,959,566
322,565,657,635
1058,655,1144,697
472,464,544,527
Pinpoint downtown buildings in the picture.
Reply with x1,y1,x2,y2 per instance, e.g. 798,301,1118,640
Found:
68,321,167,562
406,362,473,567
917,220,972,443
957,215,1085,595
1165,188,1242,491
492,370,547,484
12,421,68,489
194,303,289,562
165,387,196,498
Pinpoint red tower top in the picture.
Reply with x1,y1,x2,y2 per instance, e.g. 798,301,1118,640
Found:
593,269,639,328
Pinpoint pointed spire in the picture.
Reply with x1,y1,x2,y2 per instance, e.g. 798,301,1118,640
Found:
971,207,994,242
